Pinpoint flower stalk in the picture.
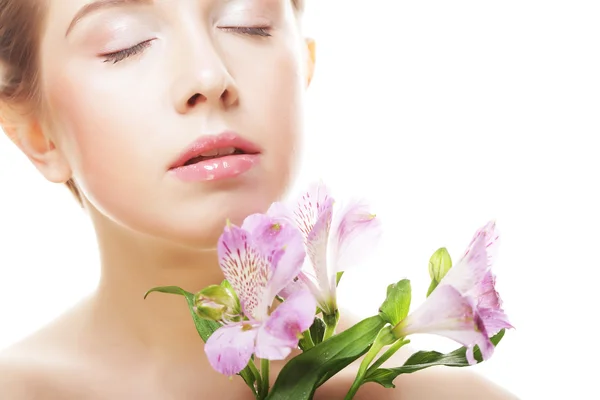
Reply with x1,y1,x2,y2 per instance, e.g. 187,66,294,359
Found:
248,361,262,398
365,338,410,377
345,326,397,399
260,358,270,399
322,310,340,340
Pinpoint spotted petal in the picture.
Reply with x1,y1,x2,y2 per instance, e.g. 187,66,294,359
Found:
461,220,500,267
218,223,272,320
205,323,258,376
441,221,511,334
396,285,493,365
249,216,307,303
290,181,333,238
255,289,317,360
302,197,336,311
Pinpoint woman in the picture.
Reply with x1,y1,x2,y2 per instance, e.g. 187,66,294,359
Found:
0,0,516,398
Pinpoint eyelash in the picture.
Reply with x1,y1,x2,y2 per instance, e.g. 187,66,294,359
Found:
101,27,272,64
102,39,154,64
221,26,272,37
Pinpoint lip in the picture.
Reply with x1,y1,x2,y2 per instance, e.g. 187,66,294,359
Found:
168,132,262,182
169,131,262,170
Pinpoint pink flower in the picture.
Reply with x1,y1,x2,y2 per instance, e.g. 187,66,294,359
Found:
269,182,382,315
392,221,512,364
204,214,317,376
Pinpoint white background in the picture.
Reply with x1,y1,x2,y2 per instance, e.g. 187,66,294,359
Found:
1,1,599,398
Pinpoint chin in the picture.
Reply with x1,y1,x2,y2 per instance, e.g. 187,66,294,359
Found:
85,173,290,250
150,194,278,249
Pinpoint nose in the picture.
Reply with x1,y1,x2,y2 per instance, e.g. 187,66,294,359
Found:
172,46,239,114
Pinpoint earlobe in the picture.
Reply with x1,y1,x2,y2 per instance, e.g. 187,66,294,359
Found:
305,38,316,87
0,111,19,144
3,118,72,184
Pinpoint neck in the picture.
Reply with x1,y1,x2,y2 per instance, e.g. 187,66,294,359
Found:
85,205,225,364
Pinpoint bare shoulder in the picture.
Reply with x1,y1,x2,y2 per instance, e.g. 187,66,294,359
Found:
0,304,91,399
0,331,93,400
0,346,56,399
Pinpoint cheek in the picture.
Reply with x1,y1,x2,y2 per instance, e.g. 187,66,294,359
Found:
233,41,306,188
43,64,166,210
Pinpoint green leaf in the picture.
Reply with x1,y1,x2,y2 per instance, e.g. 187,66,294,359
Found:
378,279,412,326
144,286,256,392
145,286,220,341
364,329,506,389
266,315,387,400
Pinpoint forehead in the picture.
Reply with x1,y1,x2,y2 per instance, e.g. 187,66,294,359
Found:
44,0,295,34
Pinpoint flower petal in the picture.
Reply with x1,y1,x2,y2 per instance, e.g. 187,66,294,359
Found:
474,271,513,334
439,221,512,337
475,271,502,309
205,323,258,376
304,198,335,311
478,307,513,336
396,285,493,364
463,220,500,266
266,225,306,301
290,181,333,238
255,290,317,360
242,212,290,251
278,272,326,312
218,223,272,320
278,274,310,299
440,225,491,295
266,201,296,225
241,212,307,301
329,198,382,273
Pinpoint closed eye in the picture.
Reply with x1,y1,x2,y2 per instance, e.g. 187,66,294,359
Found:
101,39,155,64
220,26,272,37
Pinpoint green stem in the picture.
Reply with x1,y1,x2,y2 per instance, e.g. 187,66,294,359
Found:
322,310,340,340
365,339,410,377
300,328,316,350
344,327,395,400
260,358,270,399
247,360,262,398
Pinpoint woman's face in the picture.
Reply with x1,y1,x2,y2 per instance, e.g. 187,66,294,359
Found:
37,0,313,246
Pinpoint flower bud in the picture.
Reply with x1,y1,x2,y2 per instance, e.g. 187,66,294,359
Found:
428,247,452,283
193,284,240,321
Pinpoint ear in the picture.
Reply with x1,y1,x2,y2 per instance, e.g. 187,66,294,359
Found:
304,37,316,87
0,109,72,184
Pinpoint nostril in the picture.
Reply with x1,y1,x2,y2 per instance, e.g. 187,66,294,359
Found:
187,93,203,107
221,89,232,106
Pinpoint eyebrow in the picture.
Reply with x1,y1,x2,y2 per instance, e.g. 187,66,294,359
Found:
65,0,153,36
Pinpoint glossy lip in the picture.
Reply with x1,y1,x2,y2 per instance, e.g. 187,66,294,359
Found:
169,131,262,170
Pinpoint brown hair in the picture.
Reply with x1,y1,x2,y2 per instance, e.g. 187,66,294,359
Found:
0,0,304,205
0,0,83,202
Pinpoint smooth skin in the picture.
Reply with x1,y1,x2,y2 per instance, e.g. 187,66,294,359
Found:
0,0,517,398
